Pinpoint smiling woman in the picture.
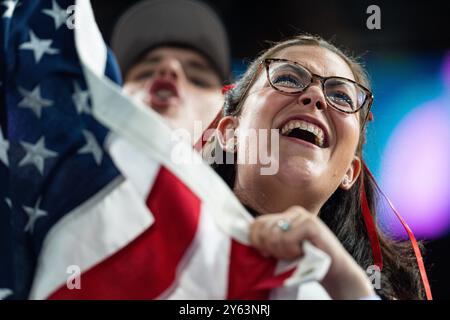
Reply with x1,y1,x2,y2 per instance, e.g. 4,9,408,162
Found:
203,34,427,300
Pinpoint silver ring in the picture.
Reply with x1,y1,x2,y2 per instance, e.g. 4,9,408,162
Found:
277,219,291,232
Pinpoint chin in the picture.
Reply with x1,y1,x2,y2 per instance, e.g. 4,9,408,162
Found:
276,162,318,188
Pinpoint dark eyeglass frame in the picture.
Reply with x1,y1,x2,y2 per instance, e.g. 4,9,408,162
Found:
263,58,374,115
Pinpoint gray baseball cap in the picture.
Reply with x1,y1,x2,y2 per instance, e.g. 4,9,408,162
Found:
111,0,230,82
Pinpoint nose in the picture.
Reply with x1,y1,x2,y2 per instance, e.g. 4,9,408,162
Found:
153,58,184,81
297,84,327,111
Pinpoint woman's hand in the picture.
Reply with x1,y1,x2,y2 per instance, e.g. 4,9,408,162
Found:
249,206,376,300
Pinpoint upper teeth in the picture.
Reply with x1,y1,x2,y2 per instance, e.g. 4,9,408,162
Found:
156,89,173,98
280,120,325,147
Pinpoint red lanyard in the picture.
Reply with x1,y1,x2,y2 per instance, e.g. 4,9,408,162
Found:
361,162,432,300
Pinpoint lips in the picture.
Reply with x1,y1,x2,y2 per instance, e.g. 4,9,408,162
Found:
148,79,179,109
277,115,330,148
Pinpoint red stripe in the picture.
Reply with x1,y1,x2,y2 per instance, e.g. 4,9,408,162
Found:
48,166,201,299
227,240,279,300
253,267,296,292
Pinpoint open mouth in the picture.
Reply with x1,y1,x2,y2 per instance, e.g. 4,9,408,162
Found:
280,119,328,148
148,79,179,107
155,89,176,99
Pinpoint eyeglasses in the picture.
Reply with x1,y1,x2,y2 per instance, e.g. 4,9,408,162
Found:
262,58,373,114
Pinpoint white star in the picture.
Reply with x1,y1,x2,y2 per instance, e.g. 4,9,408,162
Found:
19,137,58,175
78,130,103,165
18,85,53,118
19,30,59,63
42,0,68,30
72,82,91,114
0,288,13,300
23,198,48,233
4,198,12,209
2,0,19,18
0,126,9,167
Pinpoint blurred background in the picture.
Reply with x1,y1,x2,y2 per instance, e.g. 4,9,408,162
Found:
92,0,450,299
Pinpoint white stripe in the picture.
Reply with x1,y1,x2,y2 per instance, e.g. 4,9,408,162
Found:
73,0,106,78
29,177,154,299
163,202,231,300
284,241,331,287
105,132,159,199
270,241,331,300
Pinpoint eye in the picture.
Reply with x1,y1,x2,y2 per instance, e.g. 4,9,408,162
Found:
188,76,212,88
328,91,355,109
272,74,302,88
132,70,154,81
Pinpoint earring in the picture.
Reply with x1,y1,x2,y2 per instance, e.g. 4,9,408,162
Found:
343,177,350,185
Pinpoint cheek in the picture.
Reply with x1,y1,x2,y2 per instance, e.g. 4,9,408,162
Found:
186,87,223,105
201,93,224,115
123,81,144,96
333,115,360,160
239,91,291,130
183,89,223,123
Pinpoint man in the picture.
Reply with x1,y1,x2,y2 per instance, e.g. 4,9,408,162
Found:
111,0,230,143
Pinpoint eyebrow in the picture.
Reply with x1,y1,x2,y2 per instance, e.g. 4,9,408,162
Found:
282,59,332,78
297,61,327,77
307,63,355,81
326,79,355,86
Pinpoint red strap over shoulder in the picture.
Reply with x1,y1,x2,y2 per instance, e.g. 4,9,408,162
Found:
359,171,384,271
362,161,432,300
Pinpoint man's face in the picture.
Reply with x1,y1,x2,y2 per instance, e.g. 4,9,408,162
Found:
123,47,224,143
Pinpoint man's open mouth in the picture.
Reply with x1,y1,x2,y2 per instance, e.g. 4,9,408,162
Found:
155,89,176,99
149,79,179,106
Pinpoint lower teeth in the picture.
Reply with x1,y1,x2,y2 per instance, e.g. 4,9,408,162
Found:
157,91,172,98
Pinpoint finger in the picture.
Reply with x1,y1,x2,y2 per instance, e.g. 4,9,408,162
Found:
264,219,285,257
260,217,281,257
263,216,304,260
275,216,310,260
288,215,320,248
255,212,303,259
250,217,273,257
282,229,306,258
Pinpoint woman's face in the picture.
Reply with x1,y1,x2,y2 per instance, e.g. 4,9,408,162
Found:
218,45,362,215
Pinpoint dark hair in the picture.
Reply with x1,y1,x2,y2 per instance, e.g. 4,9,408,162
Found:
207,34,425,299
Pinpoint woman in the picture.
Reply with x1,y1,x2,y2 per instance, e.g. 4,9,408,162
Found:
204,35,426,299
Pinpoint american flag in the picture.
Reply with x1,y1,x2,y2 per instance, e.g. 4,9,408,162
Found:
0,0,331,300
